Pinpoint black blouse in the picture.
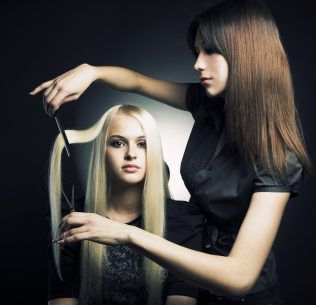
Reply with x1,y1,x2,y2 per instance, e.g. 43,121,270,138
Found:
181,83,304,295
47,197,204,304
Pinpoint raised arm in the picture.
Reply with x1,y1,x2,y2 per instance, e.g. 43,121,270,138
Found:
29,64,188,115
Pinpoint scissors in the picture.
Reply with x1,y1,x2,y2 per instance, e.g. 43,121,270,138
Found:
61,184,76,213
43,95,71,157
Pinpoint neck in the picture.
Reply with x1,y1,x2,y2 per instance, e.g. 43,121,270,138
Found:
106,182,143,222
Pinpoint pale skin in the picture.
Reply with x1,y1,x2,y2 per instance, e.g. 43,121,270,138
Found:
32,34,291,302
48,115,196,305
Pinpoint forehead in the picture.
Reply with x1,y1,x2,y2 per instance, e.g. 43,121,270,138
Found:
108,114,144,138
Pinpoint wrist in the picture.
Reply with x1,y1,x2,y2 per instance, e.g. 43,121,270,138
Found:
125,225,141,246
86,64,100,82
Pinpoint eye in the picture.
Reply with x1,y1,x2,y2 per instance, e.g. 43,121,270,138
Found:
138,140,146,148
204,47,217,55
110,140,126,148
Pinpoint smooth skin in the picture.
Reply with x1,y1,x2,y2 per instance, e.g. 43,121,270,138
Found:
32,37,290,300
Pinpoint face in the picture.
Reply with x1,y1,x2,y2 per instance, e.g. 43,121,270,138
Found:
106,114,146,186
193,30,229,97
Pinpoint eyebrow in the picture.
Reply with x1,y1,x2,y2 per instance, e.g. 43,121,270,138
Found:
108,135,146,140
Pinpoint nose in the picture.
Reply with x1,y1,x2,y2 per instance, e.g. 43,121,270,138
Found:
125,144,137,160
194,53,206,72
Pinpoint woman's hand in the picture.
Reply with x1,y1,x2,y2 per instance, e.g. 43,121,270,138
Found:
55,212,132,246
29,63,97,116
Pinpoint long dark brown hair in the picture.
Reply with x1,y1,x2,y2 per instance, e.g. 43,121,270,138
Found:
188,0,311,176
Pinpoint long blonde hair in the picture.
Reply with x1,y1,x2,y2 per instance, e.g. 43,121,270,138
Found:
188,0,312,176
48,104,169,305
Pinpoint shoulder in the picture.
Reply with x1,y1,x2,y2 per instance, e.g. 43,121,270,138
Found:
253,151,304,198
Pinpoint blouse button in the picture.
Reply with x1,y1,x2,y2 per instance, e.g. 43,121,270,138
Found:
191,183,196,188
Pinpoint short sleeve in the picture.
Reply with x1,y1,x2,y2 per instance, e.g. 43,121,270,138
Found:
253,151,304,198
185,83,209,119
164,199,204,299
47,197,84,300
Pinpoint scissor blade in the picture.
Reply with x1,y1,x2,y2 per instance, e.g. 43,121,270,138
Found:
55,115,71,157
71,184,75,212
61,188,72,210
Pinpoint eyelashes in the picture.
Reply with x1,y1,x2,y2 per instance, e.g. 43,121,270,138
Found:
110,140,125,148
204,47,217,55
194,47,219,57
109,140,147,148
138,141,146,148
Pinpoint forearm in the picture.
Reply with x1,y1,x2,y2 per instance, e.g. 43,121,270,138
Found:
91,65,188,109
166,295,196,305
128,227,250,297
92,66,141,92
48,298,78,305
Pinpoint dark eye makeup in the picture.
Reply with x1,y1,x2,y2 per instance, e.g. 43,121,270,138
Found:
108,138,146,149
109,140,126,148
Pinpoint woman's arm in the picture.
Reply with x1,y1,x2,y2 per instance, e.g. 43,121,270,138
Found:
29,64,188,115
166,295,196,305
130,192,289,297
48,298,78,305
57,192,289,297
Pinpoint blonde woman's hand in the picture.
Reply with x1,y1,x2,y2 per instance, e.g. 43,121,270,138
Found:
29,63,97,116
55,212,132,246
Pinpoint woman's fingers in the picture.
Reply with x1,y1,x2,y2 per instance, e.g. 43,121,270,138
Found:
56,225,90,243
58,232,91,244
43,85,81,117
46,92,66,117
59,212,90,229
63,93,80,103
30,64,95,117
29,79,54,95
45,84,60,104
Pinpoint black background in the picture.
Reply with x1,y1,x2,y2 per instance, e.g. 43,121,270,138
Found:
2,0,315,304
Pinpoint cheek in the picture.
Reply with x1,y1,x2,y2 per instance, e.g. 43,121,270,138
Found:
106,150,121,168
139,150,147,172
217,58,229,82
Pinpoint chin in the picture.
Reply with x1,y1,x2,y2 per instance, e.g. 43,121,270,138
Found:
121,176,145,186
204,86,217,97
205,87,225,98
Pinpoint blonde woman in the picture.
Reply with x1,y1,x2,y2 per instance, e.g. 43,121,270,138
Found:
32,0,311,304
47,104,203,305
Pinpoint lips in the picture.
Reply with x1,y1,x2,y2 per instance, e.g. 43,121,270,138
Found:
122,164,140,169
122,164,140,173
200,76,213,83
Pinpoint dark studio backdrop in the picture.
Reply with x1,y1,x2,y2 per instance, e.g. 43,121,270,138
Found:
1,0,315,304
